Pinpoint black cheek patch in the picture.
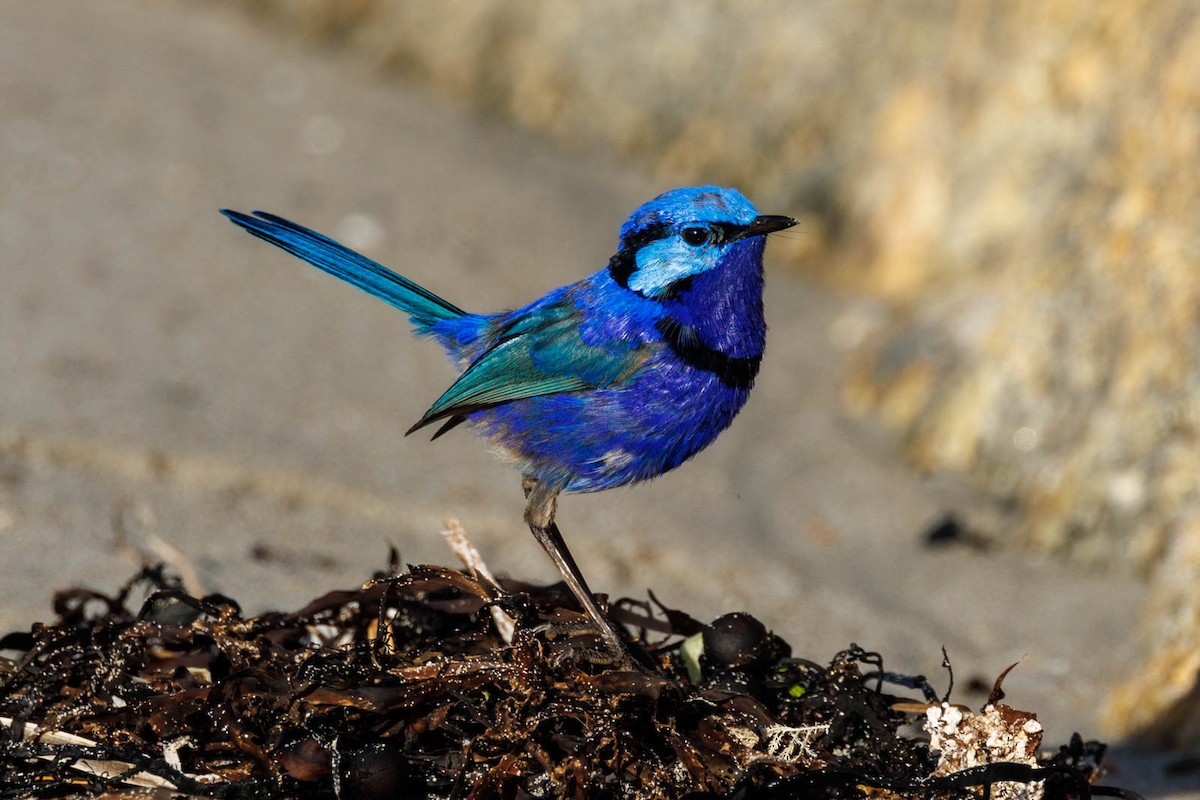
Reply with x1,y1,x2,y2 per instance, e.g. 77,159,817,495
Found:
608,222,672,289
607,249,637,289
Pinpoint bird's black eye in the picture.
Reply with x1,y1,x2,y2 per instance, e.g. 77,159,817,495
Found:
681,226,712,247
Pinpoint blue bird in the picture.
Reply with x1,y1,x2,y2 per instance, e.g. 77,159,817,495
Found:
222,187,795,658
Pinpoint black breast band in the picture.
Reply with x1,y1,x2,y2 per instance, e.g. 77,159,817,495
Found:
655,317,760,390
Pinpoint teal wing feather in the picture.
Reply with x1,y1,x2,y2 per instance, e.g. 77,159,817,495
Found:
407,311,650,437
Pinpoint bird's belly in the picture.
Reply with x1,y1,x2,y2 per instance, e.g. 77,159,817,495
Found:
467,361,753,493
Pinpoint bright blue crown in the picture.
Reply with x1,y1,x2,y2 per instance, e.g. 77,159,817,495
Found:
618,186,760,246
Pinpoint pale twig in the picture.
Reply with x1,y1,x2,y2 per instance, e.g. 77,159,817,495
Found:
110,498,206,597
440,518,515,644
143,532,206,598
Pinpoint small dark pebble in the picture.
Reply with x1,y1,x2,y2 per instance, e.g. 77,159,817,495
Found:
923,513,992,551
342,742,421,800
703,612,770,670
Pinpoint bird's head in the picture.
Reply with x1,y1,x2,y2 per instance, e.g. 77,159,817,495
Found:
609,186,795,300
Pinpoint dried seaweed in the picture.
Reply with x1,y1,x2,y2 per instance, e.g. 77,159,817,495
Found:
0,562,1141,800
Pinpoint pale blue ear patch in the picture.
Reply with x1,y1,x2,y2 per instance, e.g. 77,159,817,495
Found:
628,235,720,297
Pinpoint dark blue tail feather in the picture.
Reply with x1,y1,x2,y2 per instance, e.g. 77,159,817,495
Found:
221,210,465,330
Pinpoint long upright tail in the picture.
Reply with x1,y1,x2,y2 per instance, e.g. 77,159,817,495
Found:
221,210,465,330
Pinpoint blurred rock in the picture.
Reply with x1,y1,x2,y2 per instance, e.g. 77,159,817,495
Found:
1106,517,1200,753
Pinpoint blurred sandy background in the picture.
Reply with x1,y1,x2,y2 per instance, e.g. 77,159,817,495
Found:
2,1,1199,794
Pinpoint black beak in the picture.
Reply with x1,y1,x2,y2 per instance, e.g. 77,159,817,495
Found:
735,214,797,241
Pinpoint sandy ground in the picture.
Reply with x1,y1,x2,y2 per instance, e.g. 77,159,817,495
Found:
0,2,1192,796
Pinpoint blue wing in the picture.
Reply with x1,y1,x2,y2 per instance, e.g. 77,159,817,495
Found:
409,303,653,437
221,210,464,330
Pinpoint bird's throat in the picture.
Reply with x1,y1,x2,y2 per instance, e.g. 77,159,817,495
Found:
663,240,766,356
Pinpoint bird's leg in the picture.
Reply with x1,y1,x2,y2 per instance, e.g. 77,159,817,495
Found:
522,476,632,662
